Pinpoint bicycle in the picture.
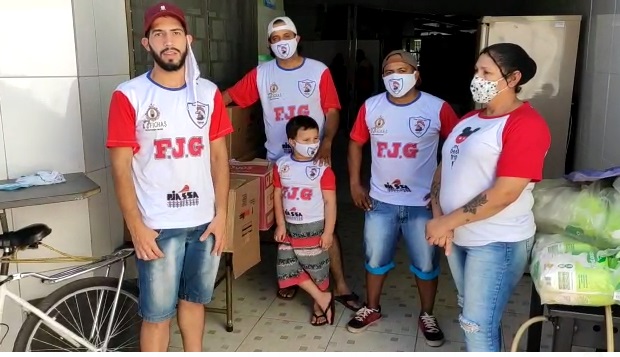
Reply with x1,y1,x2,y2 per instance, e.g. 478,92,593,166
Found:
0,223,141,352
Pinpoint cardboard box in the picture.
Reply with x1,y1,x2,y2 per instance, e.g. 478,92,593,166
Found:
230,159,275,231
226,106,261,160
225,177,261,278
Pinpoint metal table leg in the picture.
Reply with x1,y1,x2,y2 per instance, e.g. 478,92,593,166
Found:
526,281,544,352
205,252,234,332
551,317,575,352
0,209,10,276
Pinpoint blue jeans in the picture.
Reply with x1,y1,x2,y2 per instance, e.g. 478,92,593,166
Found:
447,237,534,352
136,223,221,323
364,198,440,279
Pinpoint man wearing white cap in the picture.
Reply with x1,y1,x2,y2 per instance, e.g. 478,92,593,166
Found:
223,16,362,314
106,2,233,352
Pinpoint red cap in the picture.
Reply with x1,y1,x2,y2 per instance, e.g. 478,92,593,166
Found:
143,2,187,36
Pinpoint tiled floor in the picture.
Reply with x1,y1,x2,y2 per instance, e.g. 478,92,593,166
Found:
167,133,594,352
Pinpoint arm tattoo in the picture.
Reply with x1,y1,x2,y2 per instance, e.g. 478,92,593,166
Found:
462,193,488,215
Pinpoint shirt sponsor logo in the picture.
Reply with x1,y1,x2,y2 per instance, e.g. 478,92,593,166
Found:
384,179,411,193
142,104,167,131
370,116,387,136
166,185,200,208
284,207,304,221
268,82,281,100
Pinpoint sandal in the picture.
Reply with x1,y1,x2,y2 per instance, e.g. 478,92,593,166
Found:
277,286,298,300
335,292,362,312
311,292,335,326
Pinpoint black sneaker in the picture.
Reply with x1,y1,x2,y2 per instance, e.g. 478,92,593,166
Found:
346,305,382,333
418,312,445,347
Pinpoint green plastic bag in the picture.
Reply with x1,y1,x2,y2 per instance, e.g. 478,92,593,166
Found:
533,179,620,249
530,233,620,306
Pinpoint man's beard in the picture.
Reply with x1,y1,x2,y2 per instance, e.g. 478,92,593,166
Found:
151,47,188,72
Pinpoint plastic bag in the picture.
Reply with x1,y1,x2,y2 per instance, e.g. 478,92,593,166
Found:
532,179,581,235
533,179,620,249
530,233,620,306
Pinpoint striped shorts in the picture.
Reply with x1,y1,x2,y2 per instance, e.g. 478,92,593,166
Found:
276,220,330,291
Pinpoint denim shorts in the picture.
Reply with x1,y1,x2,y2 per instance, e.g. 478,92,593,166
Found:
447,236,534,352
136,223,221,323
363,197,440,280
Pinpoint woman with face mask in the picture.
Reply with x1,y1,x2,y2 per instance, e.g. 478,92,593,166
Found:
425,43,551,352
347,50,460,347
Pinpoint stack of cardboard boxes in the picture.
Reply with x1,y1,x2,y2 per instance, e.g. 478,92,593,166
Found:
222,105,273,277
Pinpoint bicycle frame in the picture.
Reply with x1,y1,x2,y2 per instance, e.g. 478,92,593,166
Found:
0,248,135,352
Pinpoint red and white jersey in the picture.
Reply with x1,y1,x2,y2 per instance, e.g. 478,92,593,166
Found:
439,103,551,246
273,155,336,224
106,72,233,230
227,58,341,162
350,92,459,206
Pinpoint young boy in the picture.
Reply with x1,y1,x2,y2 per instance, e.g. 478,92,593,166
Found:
273,115,336,326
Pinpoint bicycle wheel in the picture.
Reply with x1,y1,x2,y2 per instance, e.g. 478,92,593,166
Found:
13,277,141,352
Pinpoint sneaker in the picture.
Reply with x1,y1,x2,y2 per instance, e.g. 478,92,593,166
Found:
418,312,445,347
346,305,382,333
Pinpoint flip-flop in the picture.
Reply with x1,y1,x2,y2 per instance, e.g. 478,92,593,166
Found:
277,286,298,300
310,293,336,326
310,312,327,326
335,292,362,312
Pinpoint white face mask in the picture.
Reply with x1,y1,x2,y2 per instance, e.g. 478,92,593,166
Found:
270,38,297,60
470,75,507,104
383,73,417,98
293,141,320,157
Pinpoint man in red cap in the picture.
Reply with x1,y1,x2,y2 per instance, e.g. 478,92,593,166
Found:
106,2,233,352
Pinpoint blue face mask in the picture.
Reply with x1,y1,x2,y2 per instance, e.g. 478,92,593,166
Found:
0,182,32,191
0,171,66,191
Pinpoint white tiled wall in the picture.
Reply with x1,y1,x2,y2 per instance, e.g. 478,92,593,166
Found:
72,0,130,260
0,0,129,351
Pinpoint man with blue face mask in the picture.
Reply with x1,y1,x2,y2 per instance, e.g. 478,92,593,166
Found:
223,16,362,314
347,50,459,346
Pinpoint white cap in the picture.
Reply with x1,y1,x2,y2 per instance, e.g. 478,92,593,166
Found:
267,16,297,37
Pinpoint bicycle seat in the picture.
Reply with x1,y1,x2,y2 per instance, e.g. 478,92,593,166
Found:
0,224,52,249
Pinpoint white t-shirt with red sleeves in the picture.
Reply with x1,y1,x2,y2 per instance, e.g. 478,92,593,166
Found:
106,71,233,230
227,58,341,162
439,102,551,247
273,155,336,225
350,92,459,207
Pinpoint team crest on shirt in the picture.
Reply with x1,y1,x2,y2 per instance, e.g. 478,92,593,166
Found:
298,80,317,98
306,166,320,180
187,101,210,129
409,116,431,138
